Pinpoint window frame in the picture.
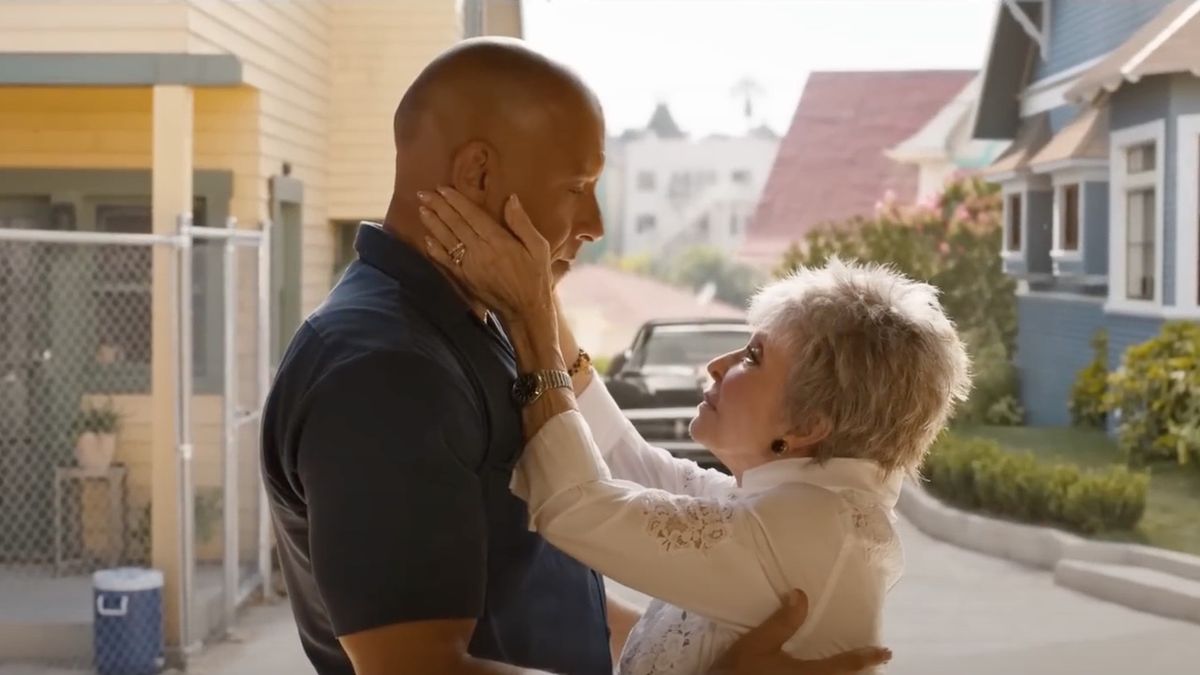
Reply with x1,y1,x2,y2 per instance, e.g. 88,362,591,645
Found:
1107,119,1165,313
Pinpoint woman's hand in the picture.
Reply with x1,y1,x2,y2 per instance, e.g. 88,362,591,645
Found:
418,187,554,321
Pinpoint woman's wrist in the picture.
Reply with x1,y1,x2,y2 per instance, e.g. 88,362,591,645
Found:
504,308,566,374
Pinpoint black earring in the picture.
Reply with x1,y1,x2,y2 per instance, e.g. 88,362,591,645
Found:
770,439,788,455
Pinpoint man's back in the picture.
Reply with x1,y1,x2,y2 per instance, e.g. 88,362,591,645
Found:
261,224,611,675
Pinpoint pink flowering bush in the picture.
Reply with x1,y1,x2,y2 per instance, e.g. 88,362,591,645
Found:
778,176,1018,424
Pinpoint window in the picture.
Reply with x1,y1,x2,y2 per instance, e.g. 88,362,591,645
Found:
1126,188,1156,300
636,214,656,234
637,171,656,191
1114,131,1160,303
333,221,358,280
1127,143,1156,173
1059,184,1080,251
731,169,751,185
1006,193,1022,252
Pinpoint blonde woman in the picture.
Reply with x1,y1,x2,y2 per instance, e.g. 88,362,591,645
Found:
419,188,969,674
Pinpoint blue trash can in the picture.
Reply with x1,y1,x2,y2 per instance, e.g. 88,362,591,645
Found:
93,567,164,675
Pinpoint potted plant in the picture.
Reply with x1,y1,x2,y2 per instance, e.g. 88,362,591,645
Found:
74,402,121,471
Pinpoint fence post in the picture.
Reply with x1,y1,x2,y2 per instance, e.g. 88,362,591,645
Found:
222,216,239,629
257,219,274,600
175,212,197,659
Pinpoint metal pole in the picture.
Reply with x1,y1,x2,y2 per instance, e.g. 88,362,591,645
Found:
175,212,196,654
257,220,274,600
221,216,239,629
463,0,486,37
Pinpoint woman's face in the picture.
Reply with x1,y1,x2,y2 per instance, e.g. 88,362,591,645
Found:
690,329,797,477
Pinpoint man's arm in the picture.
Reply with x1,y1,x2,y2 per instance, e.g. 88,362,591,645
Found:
298,352,551,675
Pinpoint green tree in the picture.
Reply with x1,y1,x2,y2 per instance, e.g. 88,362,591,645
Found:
778,176,1018,423
668,245,764,309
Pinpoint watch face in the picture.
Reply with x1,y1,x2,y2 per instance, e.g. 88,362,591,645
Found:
512,375,541,404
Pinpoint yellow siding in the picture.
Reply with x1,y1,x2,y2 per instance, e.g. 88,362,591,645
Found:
485,0,524,38
186,0,334,314
327,0,462,222
0,1,189,52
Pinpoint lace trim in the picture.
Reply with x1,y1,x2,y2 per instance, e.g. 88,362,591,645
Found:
839,490,898,565
637,491,735,553
620,602,718,675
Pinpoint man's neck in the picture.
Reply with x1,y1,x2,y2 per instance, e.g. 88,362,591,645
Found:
383,199,490,322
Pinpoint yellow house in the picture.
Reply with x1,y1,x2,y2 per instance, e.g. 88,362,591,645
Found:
0,0,522,664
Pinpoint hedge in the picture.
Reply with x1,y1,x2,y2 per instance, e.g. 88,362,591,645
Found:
923,434,1148,535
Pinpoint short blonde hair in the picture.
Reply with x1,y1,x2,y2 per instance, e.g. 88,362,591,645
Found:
748,258,970,474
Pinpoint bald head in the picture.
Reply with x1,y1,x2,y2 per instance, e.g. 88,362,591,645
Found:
395,38,597,148
386,38,606,267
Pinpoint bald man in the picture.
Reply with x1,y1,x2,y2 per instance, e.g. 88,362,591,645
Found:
262,38,887,675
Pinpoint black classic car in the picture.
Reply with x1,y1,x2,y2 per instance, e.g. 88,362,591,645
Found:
605,318,751,467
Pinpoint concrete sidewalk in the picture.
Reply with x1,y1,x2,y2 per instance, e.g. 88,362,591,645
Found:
7,515,1200,674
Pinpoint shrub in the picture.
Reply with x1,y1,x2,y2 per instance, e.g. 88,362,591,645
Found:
984,394,1024,426
1106,321,1200,467
1069,330,1109,429
778,176,1017,422
923,433,1148,535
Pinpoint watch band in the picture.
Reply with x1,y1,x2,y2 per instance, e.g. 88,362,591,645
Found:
512,369,572,406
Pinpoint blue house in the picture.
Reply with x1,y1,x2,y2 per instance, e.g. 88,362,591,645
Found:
975,0,1200,425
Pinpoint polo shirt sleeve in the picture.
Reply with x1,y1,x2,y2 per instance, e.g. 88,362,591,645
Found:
296,350,488,636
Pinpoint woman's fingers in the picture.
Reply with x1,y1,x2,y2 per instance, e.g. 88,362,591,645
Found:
437,186,501,240
417,203,462,255
503,194,550,258
417,190,478,245
424,236,468,282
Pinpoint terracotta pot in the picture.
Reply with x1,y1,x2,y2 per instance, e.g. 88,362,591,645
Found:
75,432,117,471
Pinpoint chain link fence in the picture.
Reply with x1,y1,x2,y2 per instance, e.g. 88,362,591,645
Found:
0,217,271,671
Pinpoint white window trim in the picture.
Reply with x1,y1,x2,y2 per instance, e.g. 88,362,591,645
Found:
1000,174,1051,260
1050,182,1083,261
1002,186,1025,259
1176,114,1200,311
1107,119,1166,314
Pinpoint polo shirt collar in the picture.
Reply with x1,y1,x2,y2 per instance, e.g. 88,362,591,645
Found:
354,221,473,327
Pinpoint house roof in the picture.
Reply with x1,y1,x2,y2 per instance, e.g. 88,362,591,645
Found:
646,102,687,139
741,70,975,266
1067,0,1200,103
1029,104,1110,170
887,73,1010,170
556,264,745,358
974,1,1044,139
981,112,1051,178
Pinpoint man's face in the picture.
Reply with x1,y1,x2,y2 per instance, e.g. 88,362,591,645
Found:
493,100,606,270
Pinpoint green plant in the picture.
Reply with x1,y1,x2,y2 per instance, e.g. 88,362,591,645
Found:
778,176,1018,422
984,395,1024,426
1106,321,1200,467
75,402,121,435
1070,330,1109,429
922,433,1148,535
195,488,223,544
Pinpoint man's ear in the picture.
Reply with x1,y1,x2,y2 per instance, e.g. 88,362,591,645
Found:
449,140,497,205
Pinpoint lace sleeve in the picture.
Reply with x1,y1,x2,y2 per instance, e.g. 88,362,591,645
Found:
512,411,782,631
577,372,735,497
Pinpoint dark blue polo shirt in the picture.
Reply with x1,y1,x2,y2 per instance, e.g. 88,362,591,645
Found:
261,223,611,675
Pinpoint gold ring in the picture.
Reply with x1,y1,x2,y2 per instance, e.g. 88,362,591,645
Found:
449,242,467,266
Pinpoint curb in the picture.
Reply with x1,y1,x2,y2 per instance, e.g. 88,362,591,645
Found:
897,479,1200,623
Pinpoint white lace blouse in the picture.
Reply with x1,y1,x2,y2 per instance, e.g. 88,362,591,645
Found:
509,374,905,675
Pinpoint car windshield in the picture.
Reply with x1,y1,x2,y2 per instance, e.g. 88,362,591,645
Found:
641,328,750,367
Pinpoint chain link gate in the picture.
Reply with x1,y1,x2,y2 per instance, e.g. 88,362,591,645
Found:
0,214,272,671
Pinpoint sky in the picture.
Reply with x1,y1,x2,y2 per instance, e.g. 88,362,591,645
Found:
523,0,999,137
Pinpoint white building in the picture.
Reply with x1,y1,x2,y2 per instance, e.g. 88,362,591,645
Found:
603,103,779,258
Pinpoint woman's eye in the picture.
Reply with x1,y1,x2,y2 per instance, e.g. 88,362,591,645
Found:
568,185,586,195
742,346,759,365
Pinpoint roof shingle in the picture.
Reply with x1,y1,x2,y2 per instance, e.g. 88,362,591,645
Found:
741,70,975,265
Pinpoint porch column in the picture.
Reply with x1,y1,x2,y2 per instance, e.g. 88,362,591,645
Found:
150,84,193,659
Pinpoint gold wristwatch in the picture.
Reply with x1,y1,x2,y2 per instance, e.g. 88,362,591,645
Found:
511,369,572,406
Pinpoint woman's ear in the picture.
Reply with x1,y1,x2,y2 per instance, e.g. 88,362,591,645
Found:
449,140,497,204
783,413,832,456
